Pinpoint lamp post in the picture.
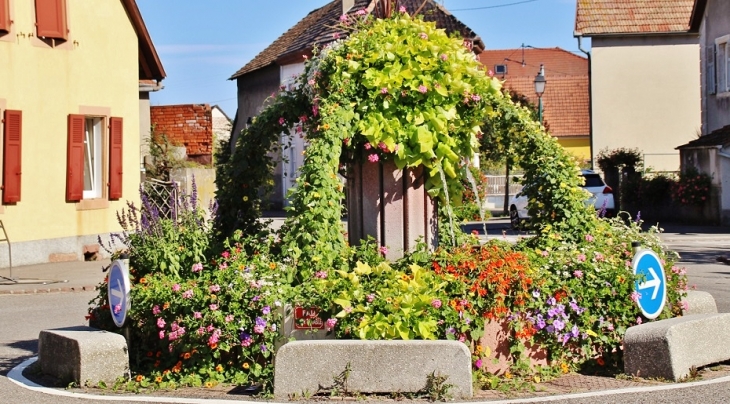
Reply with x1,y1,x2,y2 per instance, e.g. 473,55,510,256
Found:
534,64,546,125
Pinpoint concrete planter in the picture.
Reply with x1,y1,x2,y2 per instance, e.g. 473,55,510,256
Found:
346,159,438,260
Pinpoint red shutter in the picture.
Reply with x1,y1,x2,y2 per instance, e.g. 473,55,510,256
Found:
0,0,10,33
2,110,22,204
66,114,84,201
35,0,67,40
108,117,123,200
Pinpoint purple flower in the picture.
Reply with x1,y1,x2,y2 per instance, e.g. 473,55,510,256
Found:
547,297,556,306
255,317,267,327
431,299,442,309
260,344,268,352
262,306,271,315
553,319,565,331
571,325,580,338
536,315,546,330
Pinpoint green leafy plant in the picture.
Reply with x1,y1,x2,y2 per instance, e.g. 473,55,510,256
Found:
672,168,712,206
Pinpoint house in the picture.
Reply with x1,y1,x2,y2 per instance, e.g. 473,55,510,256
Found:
0,0,165,267
150,104,214,165
676,0,730,224
228,0,485,209
574,0,701,171
211,105,233,146
478,48,590,163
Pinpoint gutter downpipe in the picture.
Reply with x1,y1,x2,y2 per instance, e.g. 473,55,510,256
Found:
576,34,594,169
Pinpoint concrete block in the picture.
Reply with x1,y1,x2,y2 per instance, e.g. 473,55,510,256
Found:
681,290,718,315
624,313,730,381
274,340,472,399
39,326,129,386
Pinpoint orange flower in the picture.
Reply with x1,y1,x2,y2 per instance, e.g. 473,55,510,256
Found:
162,369,170,375
139,277,147,284
163,302,170,310
242,362,250,369
209,342,218,350
596,357,605,366
216,364,223,372
154,360,160,367
155,376,162,383
156,351,162,358
183,352,191,360
269,262,276,270
135,375,144,382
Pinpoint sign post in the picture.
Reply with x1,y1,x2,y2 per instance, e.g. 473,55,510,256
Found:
632,249,667,319
108,259,131,328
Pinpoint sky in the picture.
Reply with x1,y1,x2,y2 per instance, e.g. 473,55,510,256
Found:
137,0,585,118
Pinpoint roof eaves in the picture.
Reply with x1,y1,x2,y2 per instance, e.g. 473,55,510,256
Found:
689,0,708,33
122,0,166,81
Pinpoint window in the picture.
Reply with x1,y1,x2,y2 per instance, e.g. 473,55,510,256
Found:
706,46,716,95
714,35,730,95
66,114,123,202
83,117,102,199
0,0,10,33
35,0,67,40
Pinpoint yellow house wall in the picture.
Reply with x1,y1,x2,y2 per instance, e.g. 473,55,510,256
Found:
556,137,591,165
591,35,701,172
0,0,140,245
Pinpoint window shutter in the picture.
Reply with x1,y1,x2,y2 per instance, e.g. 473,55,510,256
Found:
726,42,730,94
2,110,22,204
35,0,67,40
66,114,84,201
0,0,10,33
707,46,716,95
718,43,727,93
108,117,123,200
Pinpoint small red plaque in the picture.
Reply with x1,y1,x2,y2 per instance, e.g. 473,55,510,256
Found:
294,307,325,330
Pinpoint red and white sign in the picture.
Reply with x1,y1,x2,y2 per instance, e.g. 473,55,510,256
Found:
294,307,324,330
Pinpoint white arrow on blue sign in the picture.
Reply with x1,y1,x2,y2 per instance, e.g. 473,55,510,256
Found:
632,250,667,319
107,260,131,328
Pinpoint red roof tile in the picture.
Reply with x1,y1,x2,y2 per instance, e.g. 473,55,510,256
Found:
230,0,484,80
575,0,695,36
479,48,587,78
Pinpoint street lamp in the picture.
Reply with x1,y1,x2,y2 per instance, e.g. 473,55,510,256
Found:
534,64,546,125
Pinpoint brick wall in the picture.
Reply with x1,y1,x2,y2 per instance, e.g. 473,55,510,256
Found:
150,104,213,162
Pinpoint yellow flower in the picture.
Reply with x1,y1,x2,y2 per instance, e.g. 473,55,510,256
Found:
243,196,249,202
135,375,144,382
216,364,224,372
205,381,213,388
560,363,569,374
242,362,250,369
269,262,276,270
155,376,162,383
475,345,483,354
505,371,512,379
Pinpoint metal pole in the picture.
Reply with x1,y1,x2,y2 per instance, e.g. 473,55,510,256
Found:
538,97,543,126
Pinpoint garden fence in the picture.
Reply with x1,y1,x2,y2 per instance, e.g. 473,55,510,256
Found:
484,175,523,197
144,178,178,220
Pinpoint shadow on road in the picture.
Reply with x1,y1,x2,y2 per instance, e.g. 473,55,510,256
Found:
675,248,730,265
0,339,37,376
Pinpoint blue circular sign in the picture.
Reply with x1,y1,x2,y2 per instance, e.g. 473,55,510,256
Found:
632,250,667,319
108,260,131,327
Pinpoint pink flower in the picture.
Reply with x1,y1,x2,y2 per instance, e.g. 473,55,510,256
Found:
380,87,388,94
487,69,494,77
440,54,448,61
152,305,161,315
594,252,605,262
368,153,379,163
356,9,367,16
577,254,586,262
193,311,202,319
159,330,165,339
253,325,265,334
339,14,348,22
192,263,203,273
431,299,442,309
207,324,215,332
225,314,234,323
325,318,338,331
636,317,643,325
219,262,228,270
172,284,181,292
312,103,319,116
364,142,372,150
333,32,340,39
314,271,328,279
168,331,178,341
541,250,549,257
475,359,483,369
209,304,218,311
344,306,353,314
419,32,428,40
399,5,407,13
308,79,315,87
209,284,221,293
379,246,388,256
630,291,641,302
585,234,594,242
471,94,481,102
680,301,689,311
157,318,166,329
278,117,286,126
418,85,428,94
573,270,583,278
182,289,194,299
113,304,121,314
378,142,388,152
221,251,230,259
366,294,376,303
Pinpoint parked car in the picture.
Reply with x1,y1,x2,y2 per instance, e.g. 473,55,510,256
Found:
509,170,615,229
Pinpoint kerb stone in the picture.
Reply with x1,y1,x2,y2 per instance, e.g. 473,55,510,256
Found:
274,340,472,399
681,290,718,315
624,313,730,381
39,326,129,385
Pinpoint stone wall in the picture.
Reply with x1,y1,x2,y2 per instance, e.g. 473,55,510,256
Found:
151,104,213,165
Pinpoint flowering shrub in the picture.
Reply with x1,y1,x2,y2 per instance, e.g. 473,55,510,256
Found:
672,168,712,206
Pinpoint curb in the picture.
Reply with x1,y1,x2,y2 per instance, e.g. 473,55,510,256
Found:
0,285,98,295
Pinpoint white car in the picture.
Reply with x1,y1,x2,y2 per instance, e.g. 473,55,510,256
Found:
509,170,615,229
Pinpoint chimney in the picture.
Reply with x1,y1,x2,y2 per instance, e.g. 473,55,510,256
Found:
343,0,355,15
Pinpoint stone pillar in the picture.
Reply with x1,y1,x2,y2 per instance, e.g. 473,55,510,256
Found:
347,160,438,260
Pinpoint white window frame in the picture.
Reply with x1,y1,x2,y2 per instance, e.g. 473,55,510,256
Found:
83,117,103,199
715,35,730,96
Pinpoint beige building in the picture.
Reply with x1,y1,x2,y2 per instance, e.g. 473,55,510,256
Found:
575,0,701,172
0,0,164,267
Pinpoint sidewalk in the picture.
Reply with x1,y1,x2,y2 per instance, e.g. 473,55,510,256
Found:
0,260,103,294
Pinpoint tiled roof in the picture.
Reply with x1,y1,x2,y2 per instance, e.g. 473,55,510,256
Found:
478,48,589,138
478,48,587,78
676,125,730,149
230,0,484,80
504,75,590,138
575,0,695,36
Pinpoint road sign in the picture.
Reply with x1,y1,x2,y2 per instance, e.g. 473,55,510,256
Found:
108,259,131,327
632,250,667,319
